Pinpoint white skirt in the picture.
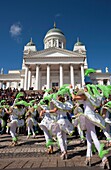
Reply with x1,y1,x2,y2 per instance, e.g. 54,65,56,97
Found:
73,111,105,130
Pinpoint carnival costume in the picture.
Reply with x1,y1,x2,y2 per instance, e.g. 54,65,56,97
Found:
5,100,28,146
73,103,85,143
38,97,57,154
42,85,74,159
0,106,6,134
25,111,36,138
72,84,110,169
101,101,111,147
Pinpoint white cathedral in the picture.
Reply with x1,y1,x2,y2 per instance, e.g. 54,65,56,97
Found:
0,23,111,90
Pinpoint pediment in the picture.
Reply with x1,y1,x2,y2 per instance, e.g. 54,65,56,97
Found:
26,47,81,58
41,48,78,57
44,51,69,57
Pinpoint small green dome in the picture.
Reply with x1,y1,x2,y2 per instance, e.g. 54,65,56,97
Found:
75,41,84,46
26,38,35,46
75,38,84,46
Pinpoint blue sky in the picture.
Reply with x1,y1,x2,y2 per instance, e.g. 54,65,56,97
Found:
0,0,111,74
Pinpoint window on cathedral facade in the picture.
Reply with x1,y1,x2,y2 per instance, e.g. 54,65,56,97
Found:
59,41,62,48
48,41,51,47
52,82,58,87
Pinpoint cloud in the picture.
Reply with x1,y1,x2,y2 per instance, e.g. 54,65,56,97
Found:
55,13,61,18
9,22,22,37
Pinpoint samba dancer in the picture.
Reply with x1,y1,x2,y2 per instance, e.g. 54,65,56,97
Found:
41,88,74,160
71,85,110,169
101,101,111,147
5,100,27,146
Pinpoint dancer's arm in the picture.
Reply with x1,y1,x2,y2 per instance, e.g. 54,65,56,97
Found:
4,107,13,114
40,107,58,116
72,93,86,101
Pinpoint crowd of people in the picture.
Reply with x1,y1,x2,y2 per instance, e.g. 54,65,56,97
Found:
0,84,111,169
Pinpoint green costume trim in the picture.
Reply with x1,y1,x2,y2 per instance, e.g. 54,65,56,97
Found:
46,139,54,148
105,101,111,109
27,133,31,137
99,143,109,159
69,130,75,136
57,140,60,148
12,137,17,142
106,138,111,141
92,143,97,153
80,135,85,140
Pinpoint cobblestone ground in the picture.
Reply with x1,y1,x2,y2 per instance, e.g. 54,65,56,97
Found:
0,134,111,169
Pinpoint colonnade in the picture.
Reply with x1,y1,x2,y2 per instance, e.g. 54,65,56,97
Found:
23,64,85,90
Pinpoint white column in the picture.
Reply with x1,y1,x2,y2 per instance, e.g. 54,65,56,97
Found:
57,39,59,48
81,64,85,87
60,64,63,87
35,65,39,90
62,42,64,49
70,64,74,88
47,65,50,89
28,70,31,90
6,82,10,88
24,65,28,90
51,39,53,47
20,78,24,89
15,82,18,89
0,82,2,89
107,80,110,85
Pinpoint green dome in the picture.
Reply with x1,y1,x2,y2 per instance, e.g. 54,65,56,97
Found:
75,41,84,46
44,22,65,39
26,38,35,46
46,27,64,36
75,38,84,46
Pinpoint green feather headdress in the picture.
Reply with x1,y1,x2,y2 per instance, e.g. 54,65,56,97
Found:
16,92,24,99
86,84,94,97
39,99,46,106
43,94,53,102
104,101,111,108
85,68,96,76
107,85,111,95
0,105,4,109
96,85,110,98
0,100,6,104
44,88,52,93
59,84,70,91
53,93,58,100
15,100,30,107
89,84,101,97
33,105,38,109
29,100,36,106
